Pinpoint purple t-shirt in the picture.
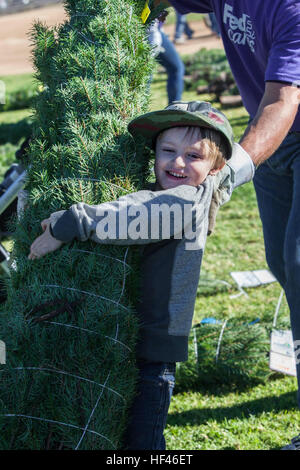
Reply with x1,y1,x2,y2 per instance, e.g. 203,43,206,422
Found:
170,0,300,132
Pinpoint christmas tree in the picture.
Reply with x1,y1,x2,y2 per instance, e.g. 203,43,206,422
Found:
0,0,164,449
175,319,272,392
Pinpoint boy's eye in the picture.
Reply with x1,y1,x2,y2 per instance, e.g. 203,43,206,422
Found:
187,153,202,159
163,148,175,153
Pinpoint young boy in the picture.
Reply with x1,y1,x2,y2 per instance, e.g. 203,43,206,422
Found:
28,101,254,450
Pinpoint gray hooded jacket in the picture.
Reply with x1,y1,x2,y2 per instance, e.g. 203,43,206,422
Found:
50,169,231,362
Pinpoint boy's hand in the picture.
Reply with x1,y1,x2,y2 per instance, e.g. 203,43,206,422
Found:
28,218,63,260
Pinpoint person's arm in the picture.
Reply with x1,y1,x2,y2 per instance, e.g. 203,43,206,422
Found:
240,81,300,167
240,1,300,167
224,81,300,190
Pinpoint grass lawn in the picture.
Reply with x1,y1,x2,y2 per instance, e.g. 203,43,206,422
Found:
164,10,204,26
0,69,299,450
0,74,37,95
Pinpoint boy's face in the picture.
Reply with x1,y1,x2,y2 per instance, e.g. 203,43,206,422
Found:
154,126,224,190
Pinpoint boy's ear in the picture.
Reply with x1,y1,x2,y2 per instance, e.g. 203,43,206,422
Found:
209,161,226,176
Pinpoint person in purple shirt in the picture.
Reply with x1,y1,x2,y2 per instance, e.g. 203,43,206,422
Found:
156,0,300,450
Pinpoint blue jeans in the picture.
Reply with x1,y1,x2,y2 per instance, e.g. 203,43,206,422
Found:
175,12,193,39
253,132,300,407
209,13,220,36
157,31,185,104
123,360,176,450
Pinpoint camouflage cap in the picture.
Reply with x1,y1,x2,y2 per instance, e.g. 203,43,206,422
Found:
128,101,234,160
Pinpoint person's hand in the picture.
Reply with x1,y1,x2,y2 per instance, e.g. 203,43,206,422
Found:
28,218,63,260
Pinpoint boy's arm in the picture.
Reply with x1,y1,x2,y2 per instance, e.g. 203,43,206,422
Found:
29,183,210,258
50,184,208,243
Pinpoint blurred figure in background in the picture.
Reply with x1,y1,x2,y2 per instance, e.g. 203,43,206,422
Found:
174,9,194,44
205,12,221,37
148,16,185,104
209,13,221,37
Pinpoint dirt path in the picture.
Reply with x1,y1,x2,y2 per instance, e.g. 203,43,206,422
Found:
163,20,223,56
0,5,223,76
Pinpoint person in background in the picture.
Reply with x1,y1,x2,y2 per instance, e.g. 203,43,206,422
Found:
148,15,185,104
208,12,220,37
174,9,194,44
204,12,220,37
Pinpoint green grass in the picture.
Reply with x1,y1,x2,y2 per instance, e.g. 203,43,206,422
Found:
164,9,203,26
0,108,32,125
0,73,37,95
0,75,33,152
0,70,299,450
166,376,298,450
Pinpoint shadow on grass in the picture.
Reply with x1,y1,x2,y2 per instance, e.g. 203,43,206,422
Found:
174,370,288,397
168,389,298,429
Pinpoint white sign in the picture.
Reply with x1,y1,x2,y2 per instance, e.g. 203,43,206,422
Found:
269,329,297,377
230,269,277,288
0,340,5,364
0,80,5,105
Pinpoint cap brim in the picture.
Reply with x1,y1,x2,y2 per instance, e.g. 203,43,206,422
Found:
128,109,232,159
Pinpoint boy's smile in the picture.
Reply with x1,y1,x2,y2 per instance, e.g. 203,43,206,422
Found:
154,126,222,190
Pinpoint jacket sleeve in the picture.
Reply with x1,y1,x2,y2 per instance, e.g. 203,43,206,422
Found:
50,182,210,245
207,164,233,236
212,163,234,207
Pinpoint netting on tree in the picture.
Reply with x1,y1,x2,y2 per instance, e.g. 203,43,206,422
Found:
175,319,272,392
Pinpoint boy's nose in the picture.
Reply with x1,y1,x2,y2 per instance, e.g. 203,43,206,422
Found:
173,155,185,167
